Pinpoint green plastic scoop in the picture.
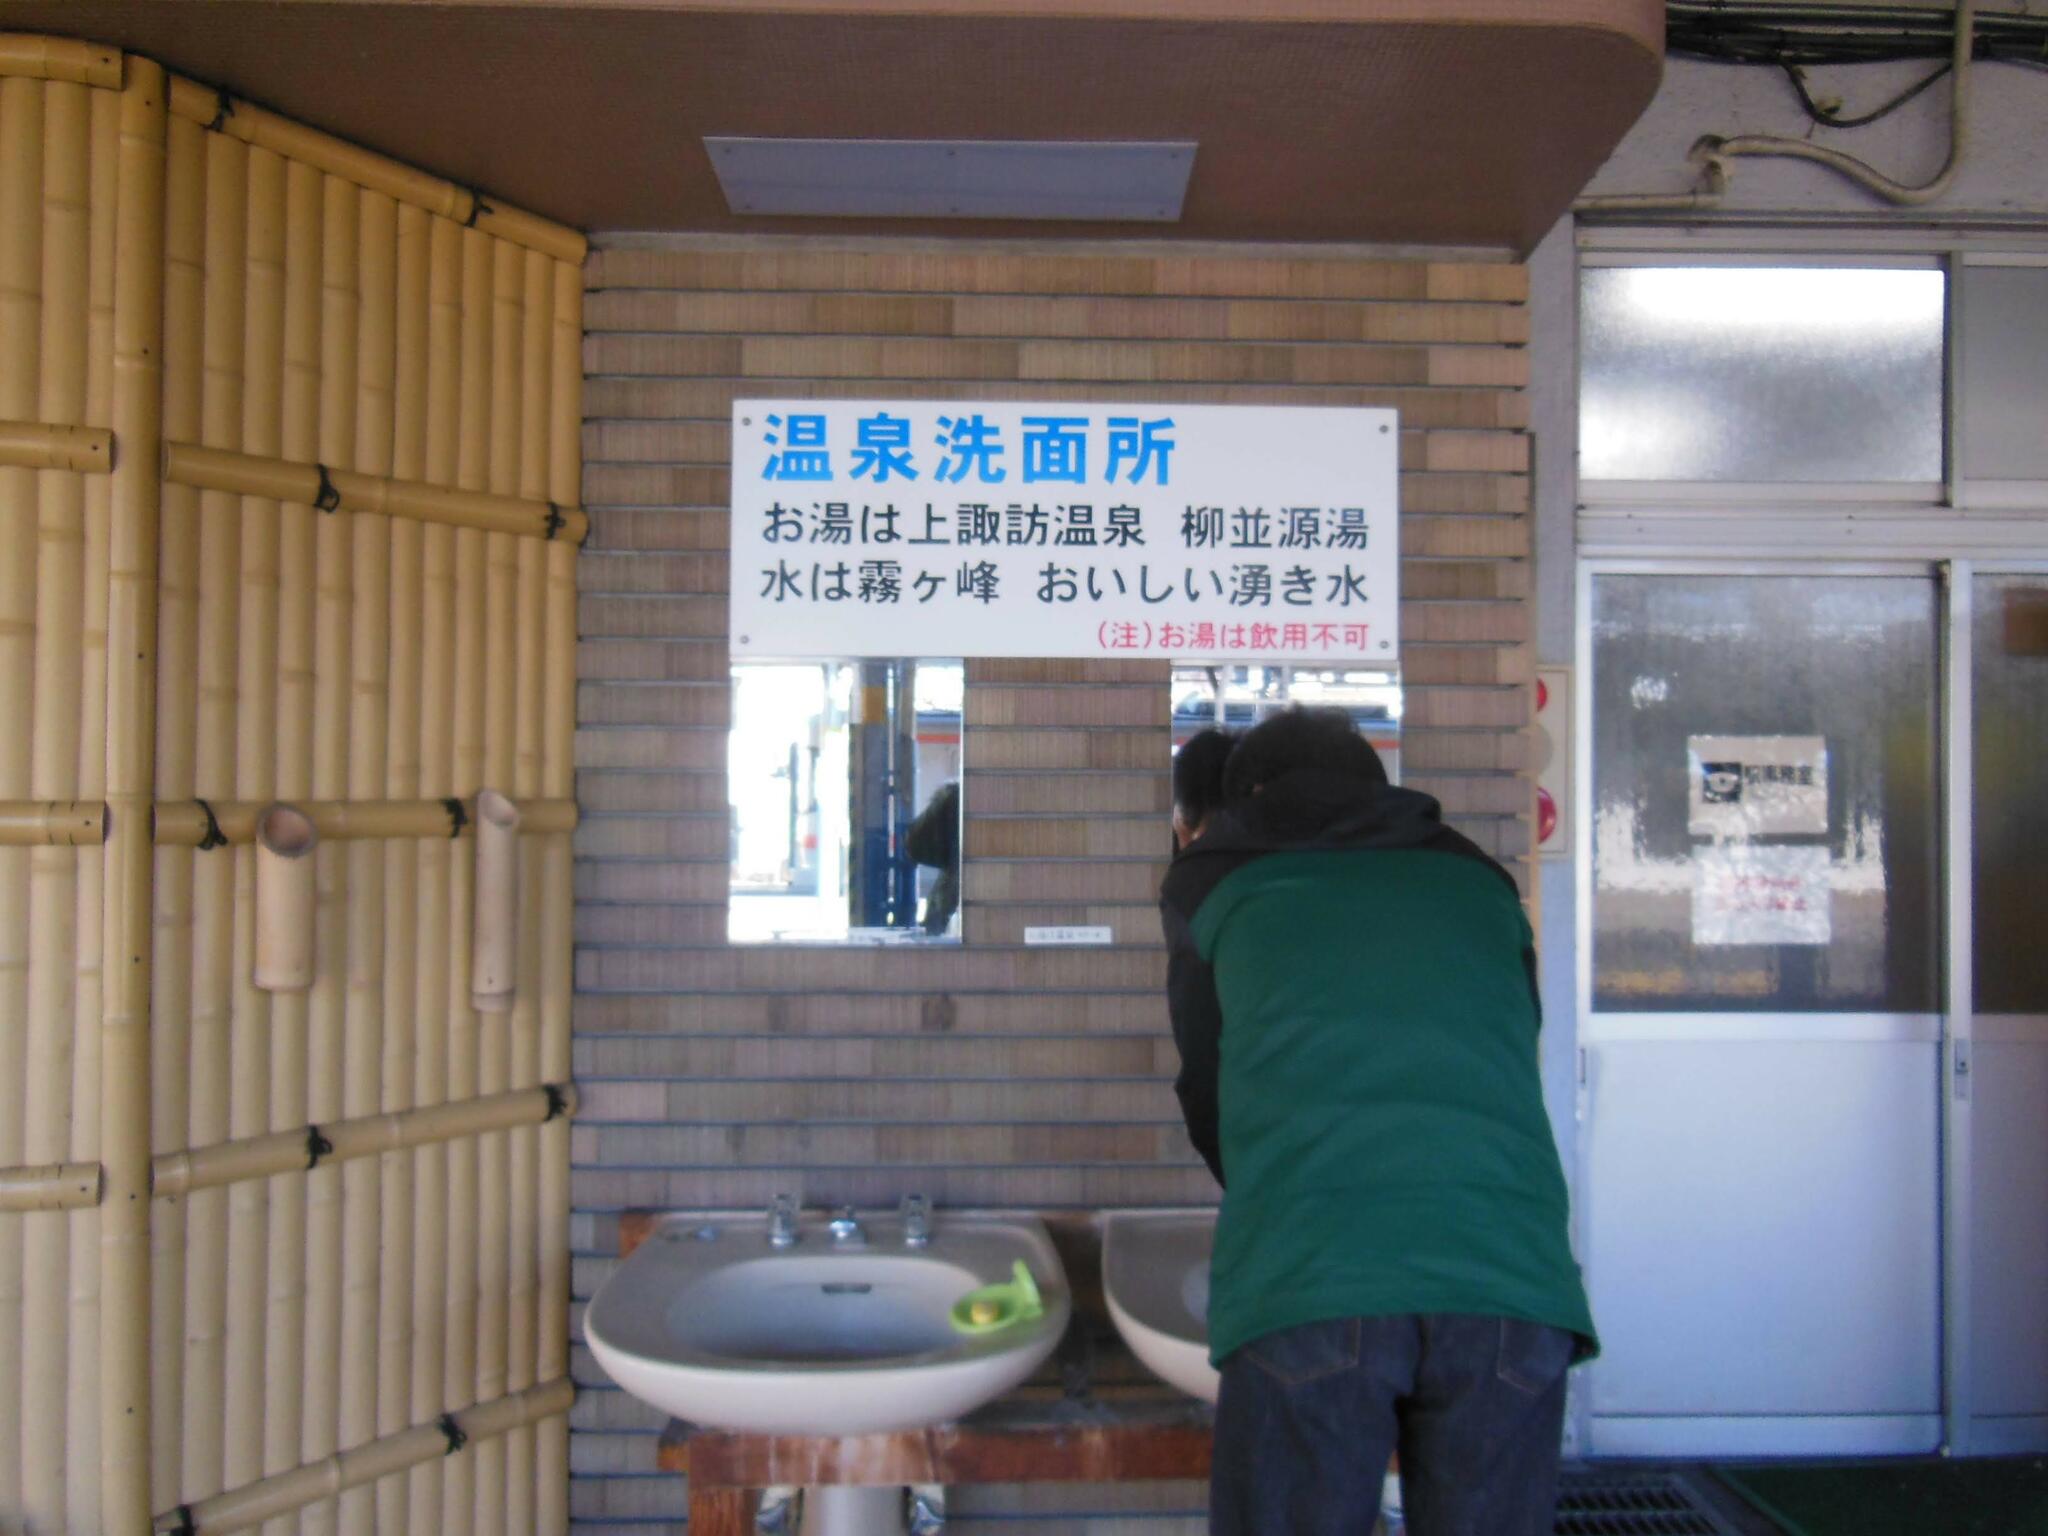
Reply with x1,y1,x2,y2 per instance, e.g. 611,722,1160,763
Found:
949,1260,1044,1335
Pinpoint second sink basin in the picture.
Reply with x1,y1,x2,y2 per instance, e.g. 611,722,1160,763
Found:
1101,1210,1219,1404
587,1207,1070,1436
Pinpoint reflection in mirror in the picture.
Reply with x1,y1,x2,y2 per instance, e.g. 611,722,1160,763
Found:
728,660,964,944
1170,664,1402,781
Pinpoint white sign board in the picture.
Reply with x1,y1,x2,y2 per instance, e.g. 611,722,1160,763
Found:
1687,735,1829,838
1693,845,1832,947
729,401,1399,662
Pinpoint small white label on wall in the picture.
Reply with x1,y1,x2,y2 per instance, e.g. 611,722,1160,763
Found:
1023,925,1114,946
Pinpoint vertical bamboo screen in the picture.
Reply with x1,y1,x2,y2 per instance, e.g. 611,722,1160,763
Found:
571,239,1532,1526
0,35,582,1536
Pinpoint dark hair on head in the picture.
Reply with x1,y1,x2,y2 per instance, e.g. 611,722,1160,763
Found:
1172,728,1237,827
1222,706,1385,799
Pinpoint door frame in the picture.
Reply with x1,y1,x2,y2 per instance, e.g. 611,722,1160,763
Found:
1572,556,1954,1456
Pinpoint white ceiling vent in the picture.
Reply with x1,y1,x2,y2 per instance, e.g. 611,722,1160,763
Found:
705,137,1197,222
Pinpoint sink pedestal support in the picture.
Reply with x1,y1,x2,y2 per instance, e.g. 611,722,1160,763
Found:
802,1484,905,1536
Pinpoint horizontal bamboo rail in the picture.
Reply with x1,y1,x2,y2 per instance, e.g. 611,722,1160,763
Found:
155,794,578,847
0,1161,103,1212
163,74,584,265
0,32,123,87
152,1083,577,1200
155,1377,575,1535
0,800,106,846
163,441,589,543
0,418,113,472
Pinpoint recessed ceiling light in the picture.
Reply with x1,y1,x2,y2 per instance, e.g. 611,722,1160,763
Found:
705,137,1197,222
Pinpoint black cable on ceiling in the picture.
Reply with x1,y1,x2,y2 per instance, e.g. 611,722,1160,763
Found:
1666,4,2048,131
1668,3,2048,70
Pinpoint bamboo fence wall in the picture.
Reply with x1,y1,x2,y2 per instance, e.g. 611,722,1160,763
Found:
570,238,1535,1528
0,35,582,1536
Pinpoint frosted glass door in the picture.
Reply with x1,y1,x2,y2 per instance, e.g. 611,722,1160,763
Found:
1583,572,1943,1459
1966,574,2048,1451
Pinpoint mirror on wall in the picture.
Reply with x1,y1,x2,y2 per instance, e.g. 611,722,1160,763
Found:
1171,664,1402,781
728,660,964,944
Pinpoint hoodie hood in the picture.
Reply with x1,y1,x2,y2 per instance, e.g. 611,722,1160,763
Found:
1162,767,1514,919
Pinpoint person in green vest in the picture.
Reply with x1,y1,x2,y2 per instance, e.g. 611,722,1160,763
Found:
1158,706,1596,1536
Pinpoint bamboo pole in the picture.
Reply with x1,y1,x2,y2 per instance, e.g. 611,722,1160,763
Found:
163,73,585,264
21,77,86,1504
0,72,45,1527
20,77,91,1532
504,243,552,1533
301,169,361,1536
154,106,205,1508
160,441,589,542
151,1085,577,1200
0,418,111,470
469,789,520,1013
68,80,118,1532
196,126,265,1505
536,251,581,1536
254,153,321,1531
253,806,317,992
157,1378,575,1536
102,54,168,1536
377,199,429,1534
440,221,493,1536
336,185,396,1536
156,794,577,845
408,212,462,1535
0,800,104,844
0,32,124,87
471,233,524,1536
0,1160,101,1211
230,140,286,1521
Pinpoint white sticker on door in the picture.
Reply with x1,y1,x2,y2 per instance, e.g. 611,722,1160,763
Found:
1687,735,1828,838
1692,845,1832,947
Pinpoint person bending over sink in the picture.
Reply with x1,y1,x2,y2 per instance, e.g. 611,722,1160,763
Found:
1159,706,1597,1536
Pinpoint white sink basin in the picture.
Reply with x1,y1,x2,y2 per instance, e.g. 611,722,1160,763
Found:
1101,1210,1219,1404
586,1208,1070,1436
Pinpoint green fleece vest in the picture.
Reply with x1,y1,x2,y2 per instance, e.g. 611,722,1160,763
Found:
1190,848,1597,1364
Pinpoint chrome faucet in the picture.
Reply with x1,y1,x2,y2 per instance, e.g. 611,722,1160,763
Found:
900,1193,932,1248
767,1193,799,1249
826,1205,867,1246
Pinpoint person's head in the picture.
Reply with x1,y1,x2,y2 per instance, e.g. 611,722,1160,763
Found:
1172,728,1237,849
1222,706,1386,800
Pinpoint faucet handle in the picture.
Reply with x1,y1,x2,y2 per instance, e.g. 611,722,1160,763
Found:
900,1193,932,1247
767,1192,799,1247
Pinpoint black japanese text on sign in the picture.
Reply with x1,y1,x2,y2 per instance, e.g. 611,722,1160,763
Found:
729,402,1400,662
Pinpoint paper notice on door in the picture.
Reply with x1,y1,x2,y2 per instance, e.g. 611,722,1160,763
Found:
1687,735,1828,838
1692,845,1832,946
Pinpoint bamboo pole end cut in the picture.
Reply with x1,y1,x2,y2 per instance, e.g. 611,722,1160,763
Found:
254,802,319,992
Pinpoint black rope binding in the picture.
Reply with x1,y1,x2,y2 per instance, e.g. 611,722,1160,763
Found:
443,797,469,838
305,1124,334,1170
208,89,236,134
170,1505,199,1536
438,1413,469,1457
543,502,567,541
193,797,229,852
543,1083,569,1122
462,188,495,228
313,462,342,515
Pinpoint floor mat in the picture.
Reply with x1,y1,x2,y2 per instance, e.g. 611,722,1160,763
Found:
1715,1457,2048,1536
1554,1470,1741,1535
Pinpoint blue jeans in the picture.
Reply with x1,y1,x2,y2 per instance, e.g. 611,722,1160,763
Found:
1210,1314,1573,1536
